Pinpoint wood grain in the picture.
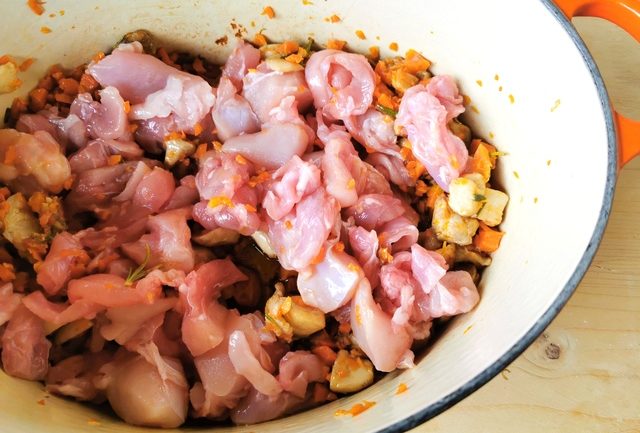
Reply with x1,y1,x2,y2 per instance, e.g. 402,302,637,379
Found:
414,17,640,433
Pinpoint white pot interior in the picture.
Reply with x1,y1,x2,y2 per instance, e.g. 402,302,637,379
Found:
0,0,612,432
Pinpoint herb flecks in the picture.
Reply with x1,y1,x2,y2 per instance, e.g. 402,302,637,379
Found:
473,194,486,202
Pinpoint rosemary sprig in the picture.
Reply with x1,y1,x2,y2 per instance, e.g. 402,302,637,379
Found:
124,244,152,286
375,104,398,118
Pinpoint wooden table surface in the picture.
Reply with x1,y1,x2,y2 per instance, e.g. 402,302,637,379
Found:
414,17,640,433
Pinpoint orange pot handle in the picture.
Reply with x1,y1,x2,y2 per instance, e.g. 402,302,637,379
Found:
553,0,640,167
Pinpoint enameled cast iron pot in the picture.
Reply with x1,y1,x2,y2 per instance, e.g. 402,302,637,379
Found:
0,0,638,431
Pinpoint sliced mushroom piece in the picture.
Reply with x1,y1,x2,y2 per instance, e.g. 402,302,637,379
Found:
192,227,240,247
329,350,374,394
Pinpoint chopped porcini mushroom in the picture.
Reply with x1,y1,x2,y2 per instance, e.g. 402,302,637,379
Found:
54,319,93,344
448,119,471,145
284,296,325,337
448,173,486,217
476,188,509,226
164,138,196,167
2,193,46,262
265,283,325,341
264,283,295,341
251,230,276,258
192,227,240,247
0,61,20,94
454,245,492,267
432,195,479,246
437,242,456,268
118,29,156,54
329,350,374,393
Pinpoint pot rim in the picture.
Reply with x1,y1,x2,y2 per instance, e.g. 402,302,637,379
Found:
382,2,618,432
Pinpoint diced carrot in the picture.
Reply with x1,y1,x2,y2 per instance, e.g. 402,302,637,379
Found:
69,65,84,81
389,42,399,51
253,33,268,47
404,49,431,74
108,155,122,166
128,123,138,133
261,6,275,19
277,40,299,55
468,140,497,181
193,122,203,136
195,143,208,159
156,47,173,65
78,73,99,93
374,60,392,85
285,52,304,64
35,75,53,91
355,30,366,40
0,263,15,283
58,78,79,95
27,0,45,16
426,185,444,209
18,58,35,72
469,139,497,165
28,88,48,112
328,14,341,23
311,345,338,366
40,26,52,34
326,39,346,50
473,222,504,253
406,160,425,180
122,100,130,114
91,52,105,64
10,97,27,121
377,92,397,111
310,246,326,265
54,92,74,104
192,57,206,75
